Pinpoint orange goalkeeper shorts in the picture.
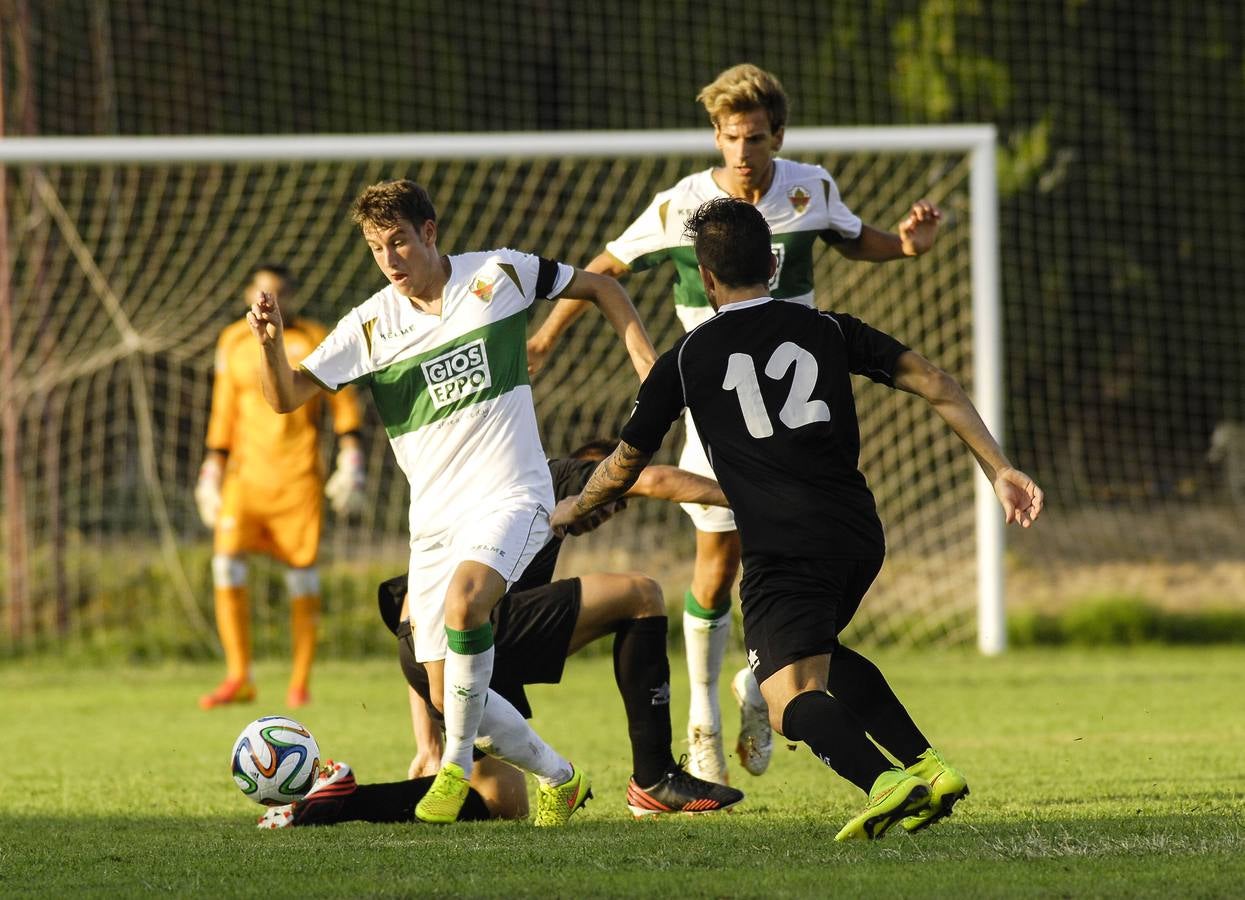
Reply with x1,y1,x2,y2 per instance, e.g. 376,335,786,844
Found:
214,473,323,569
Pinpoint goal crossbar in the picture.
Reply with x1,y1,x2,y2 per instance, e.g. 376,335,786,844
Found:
0,126,997,163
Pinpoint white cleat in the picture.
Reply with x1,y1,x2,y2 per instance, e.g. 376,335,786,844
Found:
256,804,295,829
731,667,773,776
687,725,730,785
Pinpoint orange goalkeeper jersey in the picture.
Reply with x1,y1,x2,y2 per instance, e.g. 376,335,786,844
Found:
206,318,363,487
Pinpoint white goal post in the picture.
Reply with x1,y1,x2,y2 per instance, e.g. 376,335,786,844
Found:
0,125,1004,654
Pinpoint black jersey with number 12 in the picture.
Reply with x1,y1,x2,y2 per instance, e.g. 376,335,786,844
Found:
620,297,909,560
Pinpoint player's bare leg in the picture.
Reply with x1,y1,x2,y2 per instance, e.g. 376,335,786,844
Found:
420,562,582,824
683,528,739,784
439,560,509,776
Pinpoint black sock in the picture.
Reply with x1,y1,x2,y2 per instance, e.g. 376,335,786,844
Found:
613,615,676,785
781,690,892,793
827,646,930,766
324,778,491,824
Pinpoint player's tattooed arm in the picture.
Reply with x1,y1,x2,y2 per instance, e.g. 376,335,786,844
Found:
552,440,653,536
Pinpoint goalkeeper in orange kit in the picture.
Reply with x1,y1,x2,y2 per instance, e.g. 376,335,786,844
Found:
195,264,366,710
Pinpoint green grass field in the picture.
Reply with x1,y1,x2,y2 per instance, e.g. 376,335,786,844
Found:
3,647,1243,897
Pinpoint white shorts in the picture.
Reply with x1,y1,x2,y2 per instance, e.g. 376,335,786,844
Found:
679,410,737,534
408,500,551,663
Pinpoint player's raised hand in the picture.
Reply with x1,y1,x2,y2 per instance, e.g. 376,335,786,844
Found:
246,290,284,347
899,200,942,256
993,467,1044,528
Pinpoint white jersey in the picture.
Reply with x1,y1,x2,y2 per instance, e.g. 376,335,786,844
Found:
301,249,574,537
605,158,862,331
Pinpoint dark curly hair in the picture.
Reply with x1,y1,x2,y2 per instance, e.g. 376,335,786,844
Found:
683,198,773,289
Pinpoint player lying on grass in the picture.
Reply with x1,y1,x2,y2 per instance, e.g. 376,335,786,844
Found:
528,63,943,786
257,448,744,828
248,179,656,826
553,198,1044,841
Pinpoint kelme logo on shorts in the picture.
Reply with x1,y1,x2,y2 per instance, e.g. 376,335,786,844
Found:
421,339,493,409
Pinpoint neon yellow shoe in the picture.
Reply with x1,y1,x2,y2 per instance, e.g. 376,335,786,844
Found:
900,748,969,833
415,762,470,824
533,765,592,827
833,768,930,842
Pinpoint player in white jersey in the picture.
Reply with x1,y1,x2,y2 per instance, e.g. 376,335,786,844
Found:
527,63,942,784
248,179,656,826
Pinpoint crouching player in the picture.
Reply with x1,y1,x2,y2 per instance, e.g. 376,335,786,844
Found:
257,447,745,828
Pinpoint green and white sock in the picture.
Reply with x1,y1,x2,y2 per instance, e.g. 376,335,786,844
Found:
441,623,495,774
683,590,730,734
476,689,573,787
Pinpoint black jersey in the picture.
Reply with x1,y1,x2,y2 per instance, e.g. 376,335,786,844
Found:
620,297,909,559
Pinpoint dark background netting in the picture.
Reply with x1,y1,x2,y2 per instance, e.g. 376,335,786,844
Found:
3,0,1245,652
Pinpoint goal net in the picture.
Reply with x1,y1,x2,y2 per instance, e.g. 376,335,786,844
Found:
0,128,1000,657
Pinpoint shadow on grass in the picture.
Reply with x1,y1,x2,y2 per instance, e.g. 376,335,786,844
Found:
3,811,1243,897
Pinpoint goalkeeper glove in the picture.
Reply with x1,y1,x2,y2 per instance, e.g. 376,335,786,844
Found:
325,446,367,515
194,456,223,528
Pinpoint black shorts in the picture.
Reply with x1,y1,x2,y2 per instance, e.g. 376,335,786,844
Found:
739,554,882,684
397,577,582,719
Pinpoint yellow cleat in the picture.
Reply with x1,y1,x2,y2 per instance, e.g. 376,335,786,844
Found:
834,768,930,841
415,762,470,824
900,748,970,833
533,765,592,827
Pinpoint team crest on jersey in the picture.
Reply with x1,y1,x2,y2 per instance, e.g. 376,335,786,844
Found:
787,185,811,214
469,275,495,302
421,339,493,409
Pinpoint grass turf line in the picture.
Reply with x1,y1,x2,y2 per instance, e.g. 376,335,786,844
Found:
1,647,1242,897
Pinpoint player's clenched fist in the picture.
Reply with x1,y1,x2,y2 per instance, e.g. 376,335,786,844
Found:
247,290,284,346
898,199,942,257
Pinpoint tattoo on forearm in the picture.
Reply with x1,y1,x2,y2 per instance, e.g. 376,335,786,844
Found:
575,441,651,515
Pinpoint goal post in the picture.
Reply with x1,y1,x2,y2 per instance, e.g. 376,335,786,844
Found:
0,125,1004,656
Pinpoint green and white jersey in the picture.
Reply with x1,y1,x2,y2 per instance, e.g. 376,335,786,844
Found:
605,158,861,330
300,249,573,536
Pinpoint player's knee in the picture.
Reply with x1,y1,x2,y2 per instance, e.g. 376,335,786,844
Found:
284,566,320,597
211,555,247,589
761,687,797,736
446,591,492,629
768,706,788,736
627,574,665,618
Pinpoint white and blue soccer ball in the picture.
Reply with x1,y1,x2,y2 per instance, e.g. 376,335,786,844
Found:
230,716,321,806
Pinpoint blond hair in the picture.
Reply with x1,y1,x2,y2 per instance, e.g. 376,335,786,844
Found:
696,64,789,132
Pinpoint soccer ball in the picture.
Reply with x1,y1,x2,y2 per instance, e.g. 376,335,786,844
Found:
230,715,321,806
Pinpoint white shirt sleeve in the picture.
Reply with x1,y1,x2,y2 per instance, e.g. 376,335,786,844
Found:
820,174,863,241
299,308,374,392
494,248,575,303
604,190,675,271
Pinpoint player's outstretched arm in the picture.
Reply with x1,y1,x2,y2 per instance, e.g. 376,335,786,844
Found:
247,291,322,413
527,253,639,378
627,464,728,507
894,350,1044,528
836,200,942,262
552,440,654,535
559,268,655,380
